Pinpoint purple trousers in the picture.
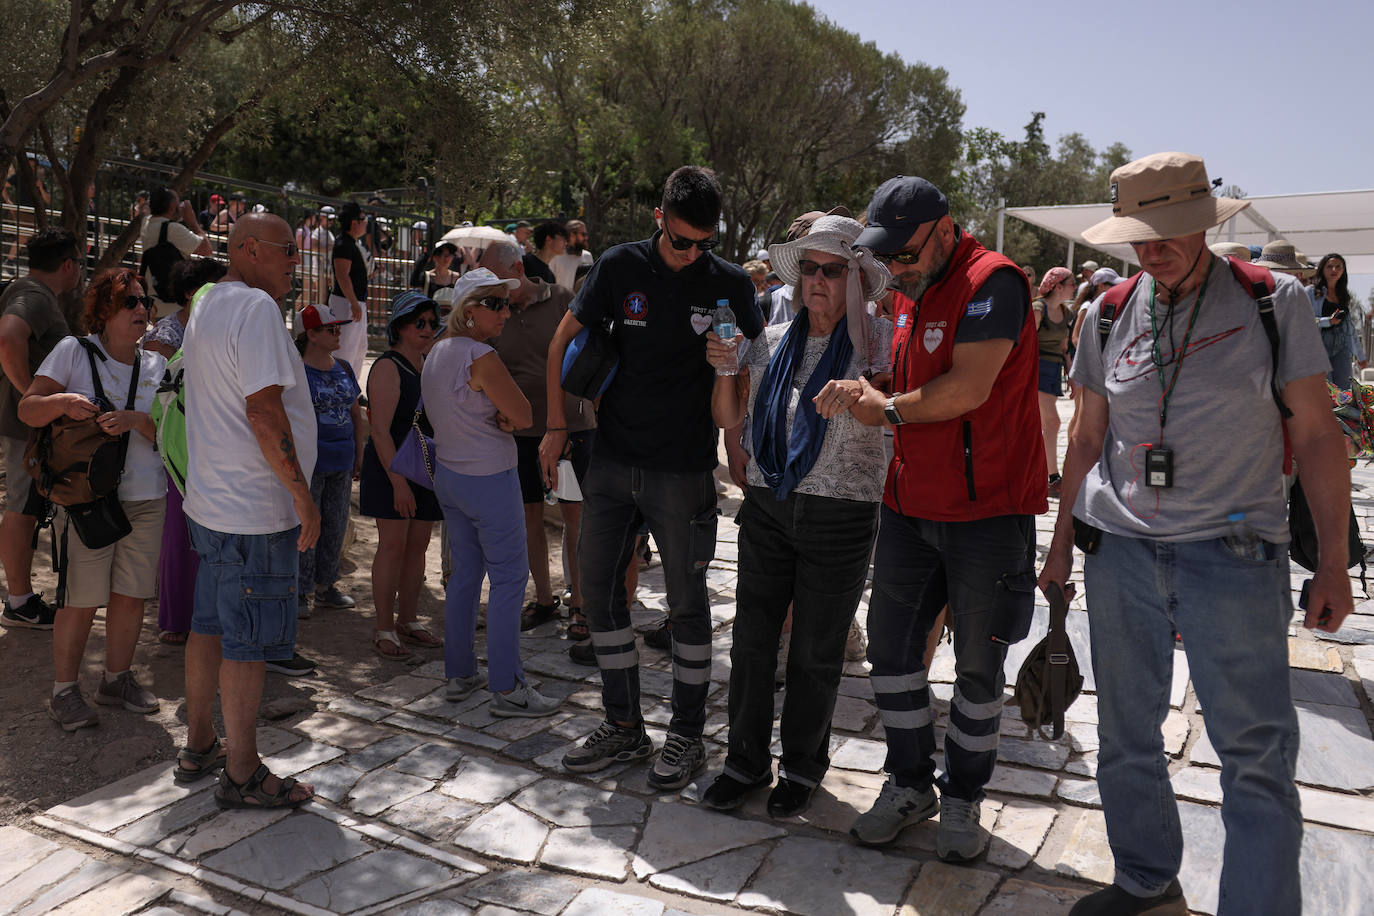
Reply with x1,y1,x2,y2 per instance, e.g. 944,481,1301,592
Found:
157,472,199,633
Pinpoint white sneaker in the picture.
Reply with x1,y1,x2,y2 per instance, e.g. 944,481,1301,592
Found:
490,682,561,718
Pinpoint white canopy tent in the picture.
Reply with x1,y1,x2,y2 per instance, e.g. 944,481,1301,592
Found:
1001,189,1374,277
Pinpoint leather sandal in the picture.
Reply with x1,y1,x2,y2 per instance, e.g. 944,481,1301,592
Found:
373,629,412,659
397,620,443,648
215,763,313,810
519,597,561,631
173,735,226,784
567,608,589,641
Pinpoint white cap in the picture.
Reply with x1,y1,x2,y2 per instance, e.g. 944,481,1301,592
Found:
756,248,770,261
413,220,428,232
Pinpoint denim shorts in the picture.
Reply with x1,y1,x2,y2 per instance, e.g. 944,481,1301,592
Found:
187,518,301,662
1037,358,1063,396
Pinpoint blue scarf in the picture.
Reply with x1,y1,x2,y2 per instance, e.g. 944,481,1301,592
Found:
751,310,853,499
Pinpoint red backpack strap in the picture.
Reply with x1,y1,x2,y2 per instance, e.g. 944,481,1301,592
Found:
1096,272,1145,352
1225,255,1293,471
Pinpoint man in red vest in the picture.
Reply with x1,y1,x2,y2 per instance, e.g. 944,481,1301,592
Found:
1040,152,1351,915
820,176,1046,860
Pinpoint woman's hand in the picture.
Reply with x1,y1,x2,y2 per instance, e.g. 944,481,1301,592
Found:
60,393,99,420
813,379,864,419
494,412,517,433
704,331,742,372
350,300,364,323
389,472,417,518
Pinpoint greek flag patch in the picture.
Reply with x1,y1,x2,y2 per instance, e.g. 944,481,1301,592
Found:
896,314,909,328
965,297,993,318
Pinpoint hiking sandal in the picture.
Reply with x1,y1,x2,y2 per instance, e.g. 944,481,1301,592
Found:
173,735,226,784
397,620,443,648
215,763,313,810
567,608,589,641
373,629,412,659
520,597,561,631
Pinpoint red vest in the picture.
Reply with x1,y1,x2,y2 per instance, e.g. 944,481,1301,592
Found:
886,232,1048,521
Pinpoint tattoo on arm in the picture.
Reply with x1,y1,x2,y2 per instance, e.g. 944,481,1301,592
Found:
279,432,305,484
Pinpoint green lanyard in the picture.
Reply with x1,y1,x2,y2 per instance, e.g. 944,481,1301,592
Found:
1146,262,1211,438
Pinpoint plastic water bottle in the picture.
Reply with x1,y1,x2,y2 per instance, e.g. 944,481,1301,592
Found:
714,299,738,376
1225,511,1265,560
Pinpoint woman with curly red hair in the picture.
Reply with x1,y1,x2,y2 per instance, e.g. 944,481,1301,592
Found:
19,268,168,731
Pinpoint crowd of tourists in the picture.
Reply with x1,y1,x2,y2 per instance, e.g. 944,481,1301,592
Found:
0,154,1359,915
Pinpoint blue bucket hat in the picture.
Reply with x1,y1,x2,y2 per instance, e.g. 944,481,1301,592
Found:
388,289,438,344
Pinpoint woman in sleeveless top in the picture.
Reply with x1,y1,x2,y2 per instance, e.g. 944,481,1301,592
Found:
359,291,444,659
1033,267,1074,496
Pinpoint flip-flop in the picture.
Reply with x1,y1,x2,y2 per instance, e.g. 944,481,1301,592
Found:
373,630,412,659
397,621,443,648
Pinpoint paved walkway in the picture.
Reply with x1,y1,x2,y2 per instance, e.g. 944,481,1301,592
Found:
6,401,1374,916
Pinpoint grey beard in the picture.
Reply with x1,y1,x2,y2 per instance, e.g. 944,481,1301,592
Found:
896,248,953,302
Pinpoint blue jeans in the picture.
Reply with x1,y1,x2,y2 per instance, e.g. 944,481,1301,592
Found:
725,487,878,787
1085,531,1301,912
432,465,528,691
187,519,300,663
298,468,351,596
867,507,1035,801
579,455,717,737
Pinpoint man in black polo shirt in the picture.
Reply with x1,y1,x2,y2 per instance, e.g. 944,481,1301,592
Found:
543,166,763,789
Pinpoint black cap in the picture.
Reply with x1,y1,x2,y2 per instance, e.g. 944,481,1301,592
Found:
854,176,949,253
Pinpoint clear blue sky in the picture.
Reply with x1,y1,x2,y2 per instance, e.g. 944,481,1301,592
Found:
807,0,1374,297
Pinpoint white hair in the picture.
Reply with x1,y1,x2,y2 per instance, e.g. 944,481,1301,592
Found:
484,240,524,272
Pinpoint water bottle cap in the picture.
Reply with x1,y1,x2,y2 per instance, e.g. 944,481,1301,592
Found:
1227,512,1245,522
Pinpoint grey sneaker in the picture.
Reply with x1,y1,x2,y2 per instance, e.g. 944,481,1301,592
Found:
446,672,488,702
849,780,939,845
936,795,984,862
562,721,655,773
1,593,55,630
314,586,355,609
489,682,561,718
648,732,706,790
95,671,159,714
49,686,99,731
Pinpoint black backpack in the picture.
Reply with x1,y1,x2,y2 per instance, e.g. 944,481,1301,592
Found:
139,220,183,302
1288,475,1366,590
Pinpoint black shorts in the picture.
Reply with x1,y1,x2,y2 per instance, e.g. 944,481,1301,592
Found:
515,431,595,504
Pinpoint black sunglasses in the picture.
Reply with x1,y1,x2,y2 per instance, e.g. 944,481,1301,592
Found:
477,297,510,311
412,318,439,330
873,221,939,266
124,295,153,311
798,259,849,279
662,220,718,252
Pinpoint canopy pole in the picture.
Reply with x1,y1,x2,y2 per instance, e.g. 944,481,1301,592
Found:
996,197,1005,253
1066,239,1075,271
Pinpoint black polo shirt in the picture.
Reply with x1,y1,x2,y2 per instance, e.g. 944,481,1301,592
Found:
570,231,762,471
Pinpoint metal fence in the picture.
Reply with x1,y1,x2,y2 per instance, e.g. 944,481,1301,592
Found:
3,156,442,335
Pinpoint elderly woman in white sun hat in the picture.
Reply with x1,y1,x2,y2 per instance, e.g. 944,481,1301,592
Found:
700,214,892,819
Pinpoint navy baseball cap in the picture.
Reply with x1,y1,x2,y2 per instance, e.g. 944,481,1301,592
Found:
854,177,950,253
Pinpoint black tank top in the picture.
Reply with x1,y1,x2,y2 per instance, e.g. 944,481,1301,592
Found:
375,350,433,444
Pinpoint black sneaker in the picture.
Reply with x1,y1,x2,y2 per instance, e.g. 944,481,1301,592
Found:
1068,879,1187,916
266,652,316,677
313,586,355,609
642,619,672,651
648,731,705,790
562,721,655,773
701,772,772,811
1,594,55,630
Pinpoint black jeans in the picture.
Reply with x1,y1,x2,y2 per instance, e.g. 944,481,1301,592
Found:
724,486,879,788
579,455,718,737
867,507,1035,801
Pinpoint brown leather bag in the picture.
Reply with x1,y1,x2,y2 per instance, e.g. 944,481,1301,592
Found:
23,338,134,507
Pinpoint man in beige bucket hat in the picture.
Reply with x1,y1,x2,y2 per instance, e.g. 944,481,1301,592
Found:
1040,152,1353,915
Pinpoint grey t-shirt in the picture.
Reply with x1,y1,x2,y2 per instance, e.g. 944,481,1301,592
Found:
0,278,69,439
1070,263,1329,543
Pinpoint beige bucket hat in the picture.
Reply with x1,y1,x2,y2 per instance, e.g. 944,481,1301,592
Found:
1209,241,1252,260
1252,239,1315,277
1082,152,1249,245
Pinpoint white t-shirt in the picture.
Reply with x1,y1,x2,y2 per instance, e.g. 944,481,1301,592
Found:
35,335,167,501
550,250,594,291
183,281,317,534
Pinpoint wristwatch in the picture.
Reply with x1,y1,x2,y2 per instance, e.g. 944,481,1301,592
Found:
884,396,905,426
